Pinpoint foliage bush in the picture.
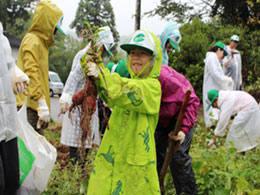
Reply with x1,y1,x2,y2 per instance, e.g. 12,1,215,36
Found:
43,113,260,194
191,117,260,194
169,17,260,101
49,33,83,84
245,77,260,103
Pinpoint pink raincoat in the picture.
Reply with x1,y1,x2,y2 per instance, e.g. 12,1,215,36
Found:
158,65,200,134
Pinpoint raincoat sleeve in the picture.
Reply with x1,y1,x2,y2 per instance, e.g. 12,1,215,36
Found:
96,68,161,114
214,99,234,137
159,70,200,134
181,90,200,134
20,36,43,101
207,54,230,89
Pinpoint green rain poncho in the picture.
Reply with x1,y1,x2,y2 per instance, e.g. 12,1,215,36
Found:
87,30,162,195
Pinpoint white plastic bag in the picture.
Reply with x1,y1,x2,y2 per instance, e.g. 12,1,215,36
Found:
17,100,57,194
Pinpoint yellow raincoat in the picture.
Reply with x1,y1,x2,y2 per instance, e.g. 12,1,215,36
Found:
16,0,63,110
87,30,162,194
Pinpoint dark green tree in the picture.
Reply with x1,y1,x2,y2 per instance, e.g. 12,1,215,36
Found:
168,18,212,99
167,17,259,100
70,0,119,46
146,0,259,29
0,0,36,37
210,0,260,30
145,0,207,23
49,33,83,83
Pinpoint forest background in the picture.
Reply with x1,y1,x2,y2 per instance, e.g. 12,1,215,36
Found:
1,0,259,101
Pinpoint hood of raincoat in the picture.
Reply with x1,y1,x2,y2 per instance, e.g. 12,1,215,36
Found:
29,0,63,48
96,26,115,56
122,30,162,79
159,23,181,66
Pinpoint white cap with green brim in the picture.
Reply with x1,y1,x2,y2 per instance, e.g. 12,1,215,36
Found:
97,26,115,57
231,35,239,42
56,15,66,36
120,30,155,55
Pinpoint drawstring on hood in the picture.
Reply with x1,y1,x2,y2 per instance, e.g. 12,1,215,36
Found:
121,30,162,79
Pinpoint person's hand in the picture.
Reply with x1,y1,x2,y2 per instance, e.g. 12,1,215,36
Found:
168,131,186,145
207,136,217,148
58,92,72,116
37,96,50,129
9,65,30,95
13,81,29,95
86,61,100,78
59,102,69,114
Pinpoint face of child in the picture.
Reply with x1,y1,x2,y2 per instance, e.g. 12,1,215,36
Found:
216,48,224,60
230,40,238,49
165,41,173,53
212,98,218,108
129,48,152,76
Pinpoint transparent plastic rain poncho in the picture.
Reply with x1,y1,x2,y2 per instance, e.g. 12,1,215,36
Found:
223,45,242,90
60,43,100,148
60,26,114,148
0,29,19,142
215,90,260,152
203,52,233,127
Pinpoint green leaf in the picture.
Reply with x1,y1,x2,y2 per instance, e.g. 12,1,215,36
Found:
213,187,231,195
247,189,260,195
236,177,248,191
85,21,91,29
200,161,209,175
80,178,89,194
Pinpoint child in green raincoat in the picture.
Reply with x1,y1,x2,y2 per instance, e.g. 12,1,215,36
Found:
86,30,163,194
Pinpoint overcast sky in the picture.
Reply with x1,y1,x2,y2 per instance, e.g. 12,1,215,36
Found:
50,0,170,37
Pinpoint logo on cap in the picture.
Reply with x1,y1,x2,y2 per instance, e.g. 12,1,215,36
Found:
134,34,145,42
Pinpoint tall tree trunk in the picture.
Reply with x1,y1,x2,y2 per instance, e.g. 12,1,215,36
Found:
135,0,141,30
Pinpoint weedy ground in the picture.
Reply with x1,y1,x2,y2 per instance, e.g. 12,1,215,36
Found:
43,106,260,195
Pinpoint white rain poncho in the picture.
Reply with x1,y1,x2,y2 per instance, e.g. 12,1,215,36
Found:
223,46,242,90
60,43,100,148
203,52,233,127
214,90,260,152
0,25,19,142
